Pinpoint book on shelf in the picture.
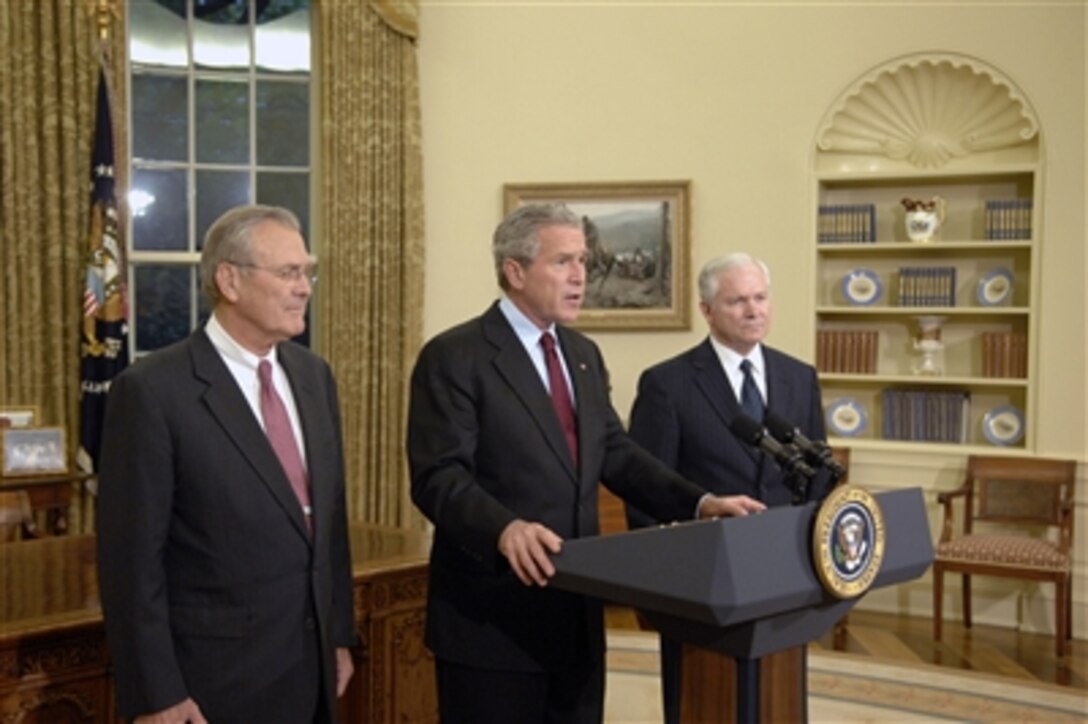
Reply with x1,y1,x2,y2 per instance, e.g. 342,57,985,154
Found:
881,388,970,443
984,198,1033,240
896,266,956,307
816,329,878,374
817,204,876,243
981,331,1027,378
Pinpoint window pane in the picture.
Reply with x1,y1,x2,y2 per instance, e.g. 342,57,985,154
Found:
256,1,311,74
196,78,249,164
132,74,188,162
256,81,309,166
194,1,250,70
130,0,189,69
131,168,189,251
127,0,312,355
196,170,251,248
257,172,309,239
135,265,193,352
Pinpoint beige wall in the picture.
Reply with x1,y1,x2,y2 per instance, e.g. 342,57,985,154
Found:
418,2,1086,630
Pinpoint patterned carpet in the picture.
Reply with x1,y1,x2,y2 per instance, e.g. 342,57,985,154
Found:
604,631,1088,723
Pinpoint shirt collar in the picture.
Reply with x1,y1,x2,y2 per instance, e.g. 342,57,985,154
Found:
499,295,556,347
205,312,276,370
708,336,764,374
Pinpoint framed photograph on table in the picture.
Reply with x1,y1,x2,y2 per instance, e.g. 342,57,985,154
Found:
0,406,39,429
1,427,68,477
503,180,691,330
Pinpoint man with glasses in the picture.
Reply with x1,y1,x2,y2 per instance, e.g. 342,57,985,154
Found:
97,204,355,723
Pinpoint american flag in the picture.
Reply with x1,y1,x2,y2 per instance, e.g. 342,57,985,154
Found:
78,67,129,474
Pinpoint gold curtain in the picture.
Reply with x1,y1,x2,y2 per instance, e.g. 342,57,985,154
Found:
317,0,425,528
0,1,125,532
0,0,423,530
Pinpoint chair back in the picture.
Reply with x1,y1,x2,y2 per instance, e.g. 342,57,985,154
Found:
964,455,1075,539
0,490,38,542
829,446,850,487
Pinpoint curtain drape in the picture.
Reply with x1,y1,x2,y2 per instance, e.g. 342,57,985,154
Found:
0,0,125,532
317,0,425,528
1,0,424,531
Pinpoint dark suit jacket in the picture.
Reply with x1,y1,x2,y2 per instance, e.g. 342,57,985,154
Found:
407,302,707,674
97,329,355,721
627,339,833,525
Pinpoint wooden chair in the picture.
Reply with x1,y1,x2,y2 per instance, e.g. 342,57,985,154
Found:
0,490,41,542
933,454,1076,657
829,446,851,488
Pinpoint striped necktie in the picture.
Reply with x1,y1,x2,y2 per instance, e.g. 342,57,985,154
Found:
258,360,313,533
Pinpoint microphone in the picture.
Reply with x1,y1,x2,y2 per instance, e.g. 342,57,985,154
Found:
728,414,816,480
763,410,847,479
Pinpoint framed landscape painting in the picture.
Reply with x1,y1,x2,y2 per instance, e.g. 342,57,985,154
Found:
503,180,691,330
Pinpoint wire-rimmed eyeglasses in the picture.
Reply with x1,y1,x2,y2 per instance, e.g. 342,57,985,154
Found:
228,261,318,286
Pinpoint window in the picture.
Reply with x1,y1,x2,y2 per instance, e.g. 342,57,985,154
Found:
127,0,312,355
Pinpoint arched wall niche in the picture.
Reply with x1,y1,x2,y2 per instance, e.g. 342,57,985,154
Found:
814,51,1042,174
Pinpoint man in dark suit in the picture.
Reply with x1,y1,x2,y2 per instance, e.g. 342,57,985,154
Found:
626,252,834,724
97,205,356,723
407,204,766,724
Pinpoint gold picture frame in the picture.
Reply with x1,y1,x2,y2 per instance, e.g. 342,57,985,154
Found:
503,181,691,330
1,426,68,477
0,406,40,429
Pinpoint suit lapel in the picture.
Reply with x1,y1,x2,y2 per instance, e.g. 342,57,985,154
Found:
484,305,578,483
763,348,794,416
190,331,312,542
691,339,761,468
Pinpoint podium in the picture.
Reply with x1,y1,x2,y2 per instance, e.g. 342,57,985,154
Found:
550,488,933,723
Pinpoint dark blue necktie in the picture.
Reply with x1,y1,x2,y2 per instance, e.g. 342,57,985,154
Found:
740,358,765,423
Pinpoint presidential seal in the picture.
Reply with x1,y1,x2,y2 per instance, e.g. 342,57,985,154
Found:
813,485,885,598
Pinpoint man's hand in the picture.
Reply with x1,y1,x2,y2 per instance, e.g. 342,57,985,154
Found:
697,495,766,519
335,646,354,697
134,698,207,724
498,519,563,586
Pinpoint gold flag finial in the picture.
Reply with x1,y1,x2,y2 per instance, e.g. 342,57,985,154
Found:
94,0,114,41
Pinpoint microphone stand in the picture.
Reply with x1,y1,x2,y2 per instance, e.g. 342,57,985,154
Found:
789,466,812,506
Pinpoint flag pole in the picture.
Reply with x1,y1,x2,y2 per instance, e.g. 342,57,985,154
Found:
95,0,113,43
78,0,129,476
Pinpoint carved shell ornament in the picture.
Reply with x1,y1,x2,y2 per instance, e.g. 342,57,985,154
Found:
816,53,1039,168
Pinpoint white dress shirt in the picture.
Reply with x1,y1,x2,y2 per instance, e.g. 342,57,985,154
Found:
204,313,309,468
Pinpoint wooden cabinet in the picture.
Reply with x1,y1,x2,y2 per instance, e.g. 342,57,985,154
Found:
812,53,1042,453
342,529,436,723
0,535,113,723
0,623,113,723
1,525,435,724
0,473,93,536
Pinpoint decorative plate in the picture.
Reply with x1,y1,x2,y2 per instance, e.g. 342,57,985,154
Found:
977,267,1014,306
841,269,883,306
982,405,1025,446
826,398,868,437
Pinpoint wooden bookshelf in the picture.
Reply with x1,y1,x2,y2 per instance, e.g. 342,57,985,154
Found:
813,53,1041,452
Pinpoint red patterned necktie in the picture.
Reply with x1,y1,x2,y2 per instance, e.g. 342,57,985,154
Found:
540,332,578,466
258,360,313,533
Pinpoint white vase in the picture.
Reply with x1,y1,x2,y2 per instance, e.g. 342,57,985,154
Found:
901,196,947,243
